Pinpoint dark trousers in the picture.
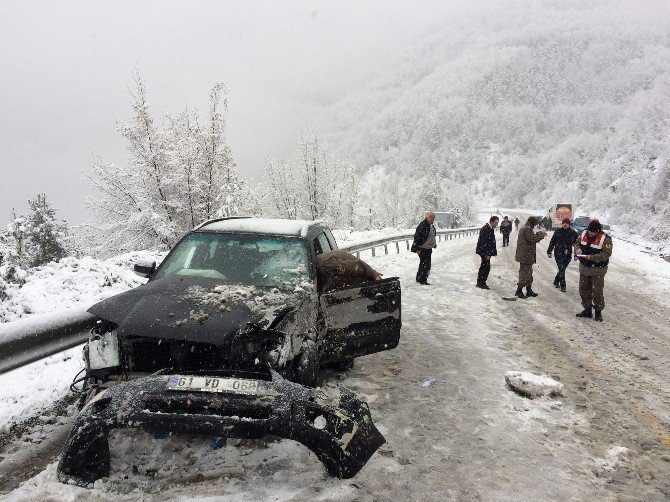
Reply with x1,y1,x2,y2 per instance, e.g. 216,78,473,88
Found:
477,256,490,285
416,249,432,283
502,232,510,247
554,254,570,286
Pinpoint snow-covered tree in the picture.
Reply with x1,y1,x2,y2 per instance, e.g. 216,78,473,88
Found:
83,70,240,256
25,193,69,267
261,131,360,227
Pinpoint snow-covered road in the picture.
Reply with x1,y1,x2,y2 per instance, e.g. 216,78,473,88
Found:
3,229,670,501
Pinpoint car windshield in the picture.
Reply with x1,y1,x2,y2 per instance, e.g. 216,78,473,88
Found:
153,233,311,289
574,217,590,227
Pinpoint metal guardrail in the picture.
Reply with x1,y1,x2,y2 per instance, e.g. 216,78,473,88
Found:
0,307,98,375
340,226,480,257
0,226,481,375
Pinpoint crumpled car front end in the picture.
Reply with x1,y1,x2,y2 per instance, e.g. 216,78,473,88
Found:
57,370,385,485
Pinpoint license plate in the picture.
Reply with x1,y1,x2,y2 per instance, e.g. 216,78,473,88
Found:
167,376,259,395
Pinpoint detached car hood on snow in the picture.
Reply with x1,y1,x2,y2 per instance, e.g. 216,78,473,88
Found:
88,275,292,345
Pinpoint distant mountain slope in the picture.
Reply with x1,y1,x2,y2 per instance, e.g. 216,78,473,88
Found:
322,0,670,244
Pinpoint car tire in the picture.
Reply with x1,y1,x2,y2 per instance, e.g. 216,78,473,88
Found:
294,340,319,388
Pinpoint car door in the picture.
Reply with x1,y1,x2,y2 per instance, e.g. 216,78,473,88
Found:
318,277,401,363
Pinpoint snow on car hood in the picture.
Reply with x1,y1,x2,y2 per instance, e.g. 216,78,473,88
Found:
87,275,312,345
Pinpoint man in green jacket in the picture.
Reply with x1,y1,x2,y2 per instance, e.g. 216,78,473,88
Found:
574,219,613,322
514,217,547,299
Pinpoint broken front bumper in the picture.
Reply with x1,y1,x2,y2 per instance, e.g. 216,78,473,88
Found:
57,370,385,485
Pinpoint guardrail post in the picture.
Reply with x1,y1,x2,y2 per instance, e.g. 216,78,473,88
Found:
384,244,388,255
396,242,400,253
372,247,376,257
356,252,360,258
406,240,410,250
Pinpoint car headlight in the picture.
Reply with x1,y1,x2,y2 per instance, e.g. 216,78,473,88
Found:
86,329,121,376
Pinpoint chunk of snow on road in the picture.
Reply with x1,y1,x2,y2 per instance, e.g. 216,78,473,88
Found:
505,371,564,399
596,446,630,471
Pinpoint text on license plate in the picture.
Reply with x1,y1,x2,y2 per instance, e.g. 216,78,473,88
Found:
167,376,259,395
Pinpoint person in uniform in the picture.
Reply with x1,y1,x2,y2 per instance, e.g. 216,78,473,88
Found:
411,212,437,285
547,217,578,292
499,216,513,247
514,216,547,298
574,219,612,322
316,250,382,291
475,216,499,289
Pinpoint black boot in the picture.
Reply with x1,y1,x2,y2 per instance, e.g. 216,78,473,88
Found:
525,286,538,297
594,310,603,322
576,307,593,318
560,284,566,292
515,287,526,299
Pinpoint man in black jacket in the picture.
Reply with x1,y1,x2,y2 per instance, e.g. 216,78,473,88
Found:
499,216,513,247
411,212,437,285
547,218,578,292
475,216,499,289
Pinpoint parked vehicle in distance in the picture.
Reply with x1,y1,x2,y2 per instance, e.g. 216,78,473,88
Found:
550,203,574,229
433,211,457,229
57,217,402,486
572,215,592,234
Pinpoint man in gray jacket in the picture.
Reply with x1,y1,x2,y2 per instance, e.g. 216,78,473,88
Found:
514,216,547,299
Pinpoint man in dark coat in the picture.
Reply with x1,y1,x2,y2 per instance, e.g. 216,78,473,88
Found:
547,217,578,292
514,217,520,230
514,216,547,298
499,216,513,247
475,216,499,289
411,212,437,285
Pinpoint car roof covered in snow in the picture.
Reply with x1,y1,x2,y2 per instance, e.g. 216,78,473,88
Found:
196,217,324,237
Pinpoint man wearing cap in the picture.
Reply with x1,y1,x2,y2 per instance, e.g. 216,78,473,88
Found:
574,219,613,322
514,216,547,299
547,218,578,292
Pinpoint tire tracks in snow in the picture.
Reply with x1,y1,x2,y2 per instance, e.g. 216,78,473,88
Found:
488,233,670,500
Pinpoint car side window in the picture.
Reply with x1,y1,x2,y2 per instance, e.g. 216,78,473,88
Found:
324,229,338,250
314,233,332,256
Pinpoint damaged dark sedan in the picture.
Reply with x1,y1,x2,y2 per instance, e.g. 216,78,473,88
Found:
58,217,402,485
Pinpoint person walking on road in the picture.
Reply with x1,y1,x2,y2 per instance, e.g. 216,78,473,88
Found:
514,216,547,299
547,217,578,292
411,212,437,285
574,220,613,322
476,216,499,289
499,216,513,247
514,217,520,231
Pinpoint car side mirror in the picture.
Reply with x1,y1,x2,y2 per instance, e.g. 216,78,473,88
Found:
133,260,156,278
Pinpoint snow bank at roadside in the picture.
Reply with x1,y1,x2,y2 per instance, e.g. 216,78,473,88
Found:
0,250,164,429
0,250,164,322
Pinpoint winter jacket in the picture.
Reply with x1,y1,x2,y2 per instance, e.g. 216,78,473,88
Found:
547,227,578,258
411,220,433,252
574,231,613,275
500,220,513,235
476,223,497,257
515,224,545,264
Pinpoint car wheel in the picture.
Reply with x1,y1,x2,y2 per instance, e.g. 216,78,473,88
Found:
294,340,319,387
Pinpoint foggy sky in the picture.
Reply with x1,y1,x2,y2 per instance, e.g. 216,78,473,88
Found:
0,0,451,225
